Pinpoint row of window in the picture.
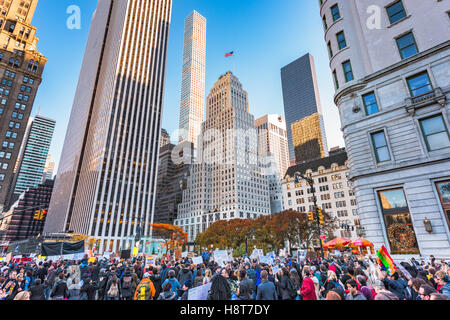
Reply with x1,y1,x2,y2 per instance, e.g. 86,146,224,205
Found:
363,71,434,117
321,0,408,32
372,114,450,164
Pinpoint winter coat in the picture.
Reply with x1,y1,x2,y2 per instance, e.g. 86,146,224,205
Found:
150,274,161,298
161,278,181,296
277,274,295,300
194,274,204,288
240,278,255,295
440,282,450,298
29,284,46,300
80,282,98,300
51,280,69,299
345,291,367,300
45,269,56,287
177,269,193,287
300,277,317,300
256,280,278,300
157,291,177,300
382,278,406,300
121,274,134,298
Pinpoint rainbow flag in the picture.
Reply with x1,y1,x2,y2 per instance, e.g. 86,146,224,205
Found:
376,245,397,276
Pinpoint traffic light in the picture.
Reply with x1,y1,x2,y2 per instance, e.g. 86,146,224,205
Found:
308,211,314,221
33,210,41,220
318,208,324,225
33,209,47,220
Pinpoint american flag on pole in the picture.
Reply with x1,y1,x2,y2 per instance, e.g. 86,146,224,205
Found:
225,51,234,58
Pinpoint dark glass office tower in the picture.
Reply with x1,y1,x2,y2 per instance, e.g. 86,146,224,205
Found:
281,53,328,163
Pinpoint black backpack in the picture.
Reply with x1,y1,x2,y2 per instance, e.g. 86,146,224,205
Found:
287,278,297,299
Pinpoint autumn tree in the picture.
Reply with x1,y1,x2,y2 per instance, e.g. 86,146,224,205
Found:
195,210,339,252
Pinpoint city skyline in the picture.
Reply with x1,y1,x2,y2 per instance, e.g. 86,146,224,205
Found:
29,0,344,173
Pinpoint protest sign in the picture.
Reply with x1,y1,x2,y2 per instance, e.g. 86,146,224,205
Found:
192,256,203,265
272,266,279,275
182,251,188,258
145,255,156,268
188,282,212,301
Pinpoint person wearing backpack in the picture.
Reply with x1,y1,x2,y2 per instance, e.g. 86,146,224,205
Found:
121,269,134,300
105,275,121,300
299,266,317,300
320,270,344,299
275,267,296,300
134,273,156,300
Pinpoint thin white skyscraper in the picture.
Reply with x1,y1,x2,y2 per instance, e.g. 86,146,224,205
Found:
178,10,206,149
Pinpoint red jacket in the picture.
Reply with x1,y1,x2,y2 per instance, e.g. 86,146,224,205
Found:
301,277,317,300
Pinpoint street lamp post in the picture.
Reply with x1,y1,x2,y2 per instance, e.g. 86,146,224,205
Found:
294,172,325,260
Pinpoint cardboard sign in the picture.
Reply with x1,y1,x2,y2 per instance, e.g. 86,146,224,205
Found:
188,282,212,301
192,257,203,265
145,255,156,268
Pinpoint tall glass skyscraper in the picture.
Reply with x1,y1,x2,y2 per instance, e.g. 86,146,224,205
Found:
12,115,55,198
44,0,173,253
281,53,328,163
178,10,206,149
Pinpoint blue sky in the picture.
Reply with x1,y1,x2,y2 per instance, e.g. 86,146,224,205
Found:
31,0,344,171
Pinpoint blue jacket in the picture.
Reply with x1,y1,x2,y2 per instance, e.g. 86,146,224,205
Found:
441,283,450,298
162,278,181,296
383,278,406,300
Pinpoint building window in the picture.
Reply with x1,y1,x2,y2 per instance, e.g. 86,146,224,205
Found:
377,188,419,254
322,15,328,31
336,31,347,50
332,70,339,90
342,60,354,82
436,181,450,231
363,92,379,115
331,4,341,21
327,41,333,59
386,0,407,24
371,131,391,163
407,72,433,97
419,115,450,151
396,32,418,59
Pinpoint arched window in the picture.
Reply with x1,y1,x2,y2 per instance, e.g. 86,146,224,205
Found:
27,59,33,71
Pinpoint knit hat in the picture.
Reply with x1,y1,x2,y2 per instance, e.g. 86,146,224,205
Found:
184,279,193,288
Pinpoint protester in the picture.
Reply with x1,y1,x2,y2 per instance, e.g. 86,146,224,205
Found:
256,270,277,300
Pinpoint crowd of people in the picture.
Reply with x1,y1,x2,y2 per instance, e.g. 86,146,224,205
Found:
1,251,449,301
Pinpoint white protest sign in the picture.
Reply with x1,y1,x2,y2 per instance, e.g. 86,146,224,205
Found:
192,256,203,265
182,251,188,258
272,266,279,275
213,250,229,262
188,282,212,300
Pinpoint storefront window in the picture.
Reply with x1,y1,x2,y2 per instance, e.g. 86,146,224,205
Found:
436,181,450,231
378,188,419,254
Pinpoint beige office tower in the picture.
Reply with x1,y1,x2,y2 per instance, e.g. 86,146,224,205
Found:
175,72,271,243
0,0,47,210
44,0,172,253
255,114,290,178
178,11,206,149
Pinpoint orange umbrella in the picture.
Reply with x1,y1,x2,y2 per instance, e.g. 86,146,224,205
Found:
350,238,373,248
323,238,350,249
